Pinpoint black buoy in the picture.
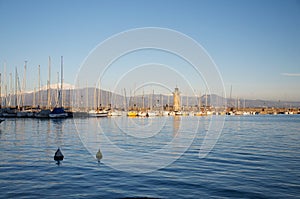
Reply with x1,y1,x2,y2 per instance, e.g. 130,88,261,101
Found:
54,148,64,161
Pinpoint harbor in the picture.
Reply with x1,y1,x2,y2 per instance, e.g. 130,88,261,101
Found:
1,56,299,119
1,1,300,198
0,85,299,118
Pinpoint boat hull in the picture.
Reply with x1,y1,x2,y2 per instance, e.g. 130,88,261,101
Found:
88,110,108,117
127,111,138,117
49,113,68,118
49,107,68,118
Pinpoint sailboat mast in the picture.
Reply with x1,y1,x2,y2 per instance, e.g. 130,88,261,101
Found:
86,81,88,111
33,87,36,108
205,92,208,111
229,85,232,107
98,81,101,108
60,56,63,107
47,56,51,109
198,91,201,111
186,94,188,111
38,65,41,107
142,89,145,110
9,72,12,107
0,73,2,108
56,72,59,106
93,84,97,109
123,88,127,111
23,61,27,107
161,94,163,111
4,62,7,108
15,67,17,108
167,94,170,111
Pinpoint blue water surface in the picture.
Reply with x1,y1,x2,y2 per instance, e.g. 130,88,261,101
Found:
0,115,299,198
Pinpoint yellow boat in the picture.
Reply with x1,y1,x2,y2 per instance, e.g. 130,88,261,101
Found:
127,111,138,117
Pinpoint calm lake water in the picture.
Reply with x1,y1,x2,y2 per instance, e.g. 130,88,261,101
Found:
0,115,299,198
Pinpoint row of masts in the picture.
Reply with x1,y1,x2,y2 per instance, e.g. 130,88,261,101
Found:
0,60,251,112
0,56,64,109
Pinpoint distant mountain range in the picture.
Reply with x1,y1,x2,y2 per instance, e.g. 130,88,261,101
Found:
1,85,299,109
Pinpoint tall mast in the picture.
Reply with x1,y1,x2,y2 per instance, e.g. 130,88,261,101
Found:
198,90,202,111
229,85,232,107
60,56,63,107
93,84,97,109
76,80,80,109
142,89,145,110
186,94,188,111
47,56,51,109
123,88,127,111
4,62,7,107
98,81,101,108
15,67,18,108
38,65,41,107
161,94,163,111
22,61,27,107
86,81,88,111
33,87,36,108
9,72,12,107
56,72,59,106
0,73,2,108
167,94,170,111
205,91,208,111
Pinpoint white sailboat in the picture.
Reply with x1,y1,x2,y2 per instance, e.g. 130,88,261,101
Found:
88,81,108,117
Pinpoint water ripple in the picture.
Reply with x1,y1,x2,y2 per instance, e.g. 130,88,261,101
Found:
0,116,299,198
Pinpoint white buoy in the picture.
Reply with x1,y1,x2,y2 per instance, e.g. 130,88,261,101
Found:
96,149,103,162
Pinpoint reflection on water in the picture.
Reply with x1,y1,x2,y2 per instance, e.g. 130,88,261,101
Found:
76,116,203,173
52,119,64,148
0,116,300,198
173,116,180,136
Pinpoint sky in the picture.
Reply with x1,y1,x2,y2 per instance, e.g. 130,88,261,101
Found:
0,0,299,101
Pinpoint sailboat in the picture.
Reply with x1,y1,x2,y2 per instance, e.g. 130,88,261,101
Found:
35,57,52,118
49,56,68,118
88,82,108,117
146,90,158,117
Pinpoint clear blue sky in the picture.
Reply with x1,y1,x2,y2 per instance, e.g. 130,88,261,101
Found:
0,0,299,101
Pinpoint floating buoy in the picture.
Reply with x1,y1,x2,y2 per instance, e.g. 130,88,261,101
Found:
54,148,64,161
96,149,103,162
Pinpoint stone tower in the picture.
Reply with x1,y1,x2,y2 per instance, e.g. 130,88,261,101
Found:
173,87,181,111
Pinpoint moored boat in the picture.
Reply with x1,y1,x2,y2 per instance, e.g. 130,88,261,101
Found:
89,109,108,117
127,111,138,117
35,109,51,118
138,111,147,117
109,110,122,116
49,107,68,118
162,111,170,116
